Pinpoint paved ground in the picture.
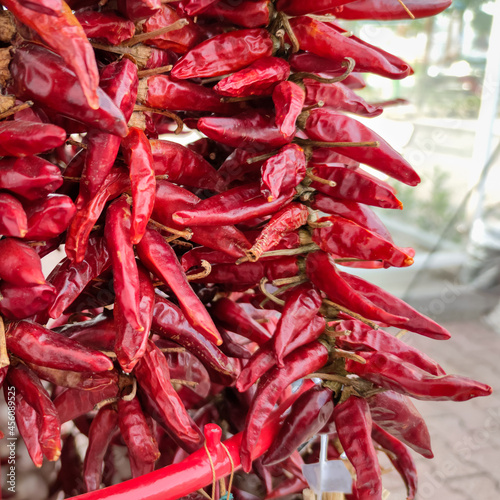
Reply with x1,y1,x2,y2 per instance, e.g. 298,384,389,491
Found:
380,318,500,500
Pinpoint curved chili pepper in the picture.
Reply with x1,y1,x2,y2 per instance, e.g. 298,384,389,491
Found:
306,251,408,324
152,296,240,386
150,139,225,192
6,321,113,372
372,424,417,499
272,81,305,138
139,75,239,115
308,165,403,209
0,122,66,158
335,319,445,376
24,194,76,241
0,193,27,237
105,196,143,332
137,227,222,346
276,0,357,15
121,127,156,244
312,215,414,268
0,283,56,320
3,0,100,108
117,0,161,21
340,272,451,339
134,340,204,453
302,108,420,186
367,391,433,459
14,392,44,467
0,156,63,200
75,10,135,45
289,16,412,80
114,263,154,373
215,57,290,97
171,28,275,79
117,397,161,477
0,238,46,286
347,351,492,401
334,396,382,500
173,182,293,227
8,363,62,461
83,406,119,492
62,316,117,352
303,79,383,117
218,328,252,359
338,0,452,20
240,341,329,472
10,43,128,137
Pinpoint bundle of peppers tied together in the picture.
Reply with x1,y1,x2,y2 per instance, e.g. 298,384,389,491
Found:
0,0,492,498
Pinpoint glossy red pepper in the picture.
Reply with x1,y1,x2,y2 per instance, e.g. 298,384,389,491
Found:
105,196,143,332
308,165,402,209
3,0,100,108
340,272,451,339
172,28,275,79
337,0,452,20
273,81,305,137
240,341,329,472
0,122,66,158
289,16,412,80
24,194,76,241
23,0,62,15
0,193,27,237
10,43,128,137
302,108,420,186
117,0,161,21
14,392,44,467
83,406,119,492
180,0,218,15
334,396,382,500
201,0,272,28
137,227,222,346
173,182,293,227
75,10,135,45
0,238,46,286
276,0,357,15
372,424,417,499
215,57,290,97
150,139,225,192
61,316,117,352
0,283,56,320
114,263,154,373
134,340,204,453
368,391,433,458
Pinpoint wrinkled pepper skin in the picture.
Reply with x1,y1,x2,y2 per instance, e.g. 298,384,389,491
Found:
337,0,452,20
117,0,161,22
273,81,306,137
0,238,46,286
276,0,357,16
14,392,44,468
180,0,218,16
0,283,56,320
201,0,272,28
23,0,62,16
75,10,135,45
171,28,275,79
0,193,28,237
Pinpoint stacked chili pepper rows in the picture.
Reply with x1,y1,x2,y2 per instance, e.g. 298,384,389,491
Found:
0,0,492,498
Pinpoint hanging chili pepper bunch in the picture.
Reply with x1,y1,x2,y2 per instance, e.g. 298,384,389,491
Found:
0,0,492,499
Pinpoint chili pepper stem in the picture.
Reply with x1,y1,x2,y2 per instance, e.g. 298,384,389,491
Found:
397,0,416,19
0,100,33,120
121,19,189,47
93,397,119,411
133,105,184,134
0,315,10,368
321,299,380,330
148,219,193,240
66,138,87,149
289,57,355,86
259,278,285,306
271,275,307,287
186,260,212,281
137,65,173,78
121,378,137,401
279,12,300,54
306,169,337,188
294,138,380,148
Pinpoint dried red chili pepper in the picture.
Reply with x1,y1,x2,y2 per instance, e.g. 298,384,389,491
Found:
24,194,76,241
240,341,329,472
115,263,154,373
372,424,418,499
10,43,128,137
0,283,56,320
218,328,252,359
75,10,135,45
215,57,290,97
150,139,225,192
6,321,113,372
289,16,412,80
134,340,204,453
8,363,62,461
117,397,161,477
117,0,161,21
263,385,334,465
23,0,62,16
368,390,433,458
347,351,492,401
300,108,420,186
14,392,44,468
0,122,66,158
0,238,46,286
152,296,240,386
3,0,99,108
273,81,305,138
173,182,293,227
0,193,28,237
198,110,295,150
340,272,451,339
137,227,222,346
276,0,357,16
180,0,218,15
337,0,452,20
308,165,402,209
200,0,272,28
105,196,143,332
83,406,119,492
335,319,445,376
61,316,117,352
306,251,408,324
303,79,383,117
334,396,382,500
